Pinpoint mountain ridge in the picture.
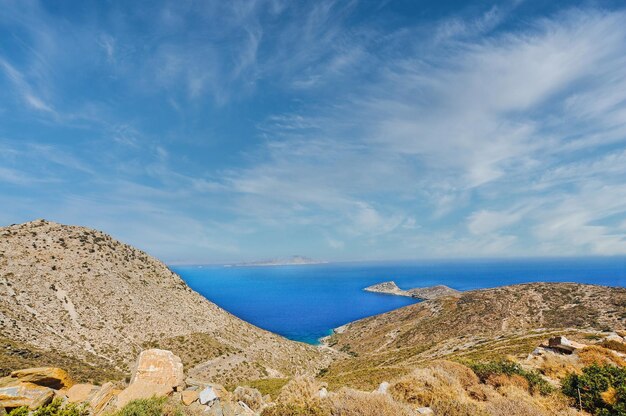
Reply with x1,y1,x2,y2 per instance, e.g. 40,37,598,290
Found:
0,219,335,385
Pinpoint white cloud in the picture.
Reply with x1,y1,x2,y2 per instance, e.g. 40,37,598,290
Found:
467,210,521,235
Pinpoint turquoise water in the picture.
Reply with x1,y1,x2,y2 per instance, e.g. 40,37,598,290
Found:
172,257,626,344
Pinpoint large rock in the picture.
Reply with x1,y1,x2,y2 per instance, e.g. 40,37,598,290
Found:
181,390,199,406
116,381,172,409
89,382,117,414
66,384,98,403
10,368,74,390
0,382,54,410
199,386,218,405
131,349,184,391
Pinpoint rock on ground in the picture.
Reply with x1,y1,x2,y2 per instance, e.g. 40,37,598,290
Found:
131,349,185,390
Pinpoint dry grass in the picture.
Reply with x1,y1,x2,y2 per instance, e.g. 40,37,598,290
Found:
578,346,626,367
601,339,626,354
234,386,264,411
327,388,413,416
390,365,487,415
532,352,581,380
276,377,325,408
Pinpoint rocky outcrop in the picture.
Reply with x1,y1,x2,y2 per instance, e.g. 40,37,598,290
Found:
0,381,54,410
0,220,334,385
116,349,185,409
0,367,74,410
66,384,98,403
364,281,459,300
9,368,74,390
130,349,185,390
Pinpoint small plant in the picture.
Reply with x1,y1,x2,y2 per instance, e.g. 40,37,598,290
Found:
9,399,89,416
562,364,626,415
112,397,184,416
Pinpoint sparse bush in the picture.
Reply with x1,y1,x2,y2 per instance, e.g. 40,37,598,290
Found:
328,388,413,416
7,408,29,416
562,364,626,415
390,365,486,415
468,360,553,395
111,397,184,416
7,399,89,416
600,341,626,355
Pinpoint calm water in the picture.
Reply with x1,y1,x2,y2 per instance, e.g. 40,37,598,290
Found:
171,257,626,344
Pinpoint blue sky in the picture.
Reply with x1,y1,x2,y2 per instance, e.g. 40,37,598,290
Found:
1,0,626,263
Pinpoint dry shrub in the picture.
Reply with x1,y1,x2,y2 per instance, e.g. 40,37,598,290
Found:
534,352,580,380
428,360,479,389
327,388,413,416
390,367,487,416
485,388,547,416
600,386,618,406
234,386,264,411
488,385,583,416
601,340,626,354
277,377,324,408
486,374,530,392
578,346,626,367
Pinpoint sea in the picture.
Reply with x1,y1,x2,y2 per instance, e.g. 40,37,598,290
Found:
171,257,626,345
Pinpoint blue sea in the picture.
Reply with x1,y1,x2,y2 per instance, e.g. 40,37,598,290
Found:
171,257,626,344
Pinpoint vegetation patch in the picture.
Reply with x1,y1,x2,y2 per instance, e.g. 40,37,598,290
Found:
467,359,553,395
0,337,124,384
562,364,626,416
142,333,236,369
235,378,290,399
8,399,88,416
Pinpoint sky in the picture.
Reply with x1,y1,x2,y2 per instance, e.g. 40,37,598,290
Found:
1,0,626,264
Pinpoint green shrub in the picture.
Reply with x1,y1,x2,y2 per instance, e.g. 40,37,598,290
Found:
562,364,626,415
7,408,29,416
467,360,553,395
111,397,183,416
8,399,88,416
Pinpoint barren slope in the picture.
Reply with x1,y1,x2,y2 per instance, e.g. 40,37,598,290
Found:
319,283,626,388
0,220,334,384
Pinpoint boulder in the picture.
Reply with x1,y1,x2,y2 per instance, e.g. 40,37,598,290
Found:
606,333,625,343
548,336,584,354
10,368,74,390
375,381,389,394
181,390,199,406
116,381,172,409
417,407,434,415
89,382,117,414
318,387,328,398
66,383,98,403
131,349,184,391
199,385,218,405
0,382,54,410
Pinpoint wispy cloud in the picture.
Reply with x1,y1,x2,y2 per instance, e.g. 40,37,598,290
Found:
1,1,625,261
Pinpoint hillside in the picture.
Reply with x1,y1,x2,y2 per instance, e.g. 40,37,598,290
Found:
0,220,334,385
321,282,626,389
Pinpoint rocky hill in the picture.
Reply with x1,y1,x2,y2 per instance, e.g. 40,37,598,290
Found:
321,282,626,390
0,220,334,385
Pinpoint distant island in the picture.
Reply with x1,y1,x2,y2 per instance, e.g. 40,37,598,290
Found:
226,255,327,267
364,280,460,300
